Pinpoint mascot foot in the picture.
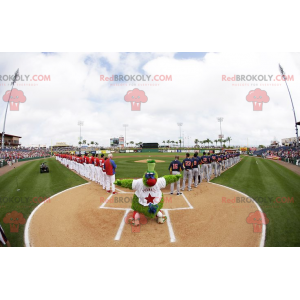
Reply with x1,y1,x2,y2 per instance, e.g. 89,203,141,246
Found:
156,211,167,224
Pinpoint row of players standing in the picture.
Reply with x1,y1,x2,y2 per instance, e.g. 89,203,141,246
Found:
169,151,240,194
56,153,118,194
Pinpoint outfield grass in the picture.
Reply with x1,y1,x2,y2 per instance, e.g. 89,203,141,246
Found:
212,156,300,247
0,158,87,247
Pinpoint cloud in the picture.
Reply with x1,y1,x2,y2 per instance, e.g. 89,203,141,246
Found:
0,52,299,147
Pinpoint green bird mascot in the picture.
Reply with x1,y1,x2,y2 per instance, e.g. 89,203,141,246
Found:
115,159,182,226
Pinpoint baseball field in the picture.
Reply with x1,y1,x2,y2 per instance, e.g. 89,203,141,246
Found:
0,153,299,247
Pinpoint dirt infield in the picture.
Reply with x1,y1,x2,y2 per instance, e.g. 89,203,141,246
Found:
27,181,262,247
134,159,165,163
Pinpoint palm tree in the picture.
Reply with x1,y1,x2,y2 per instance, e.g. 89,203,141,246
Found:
95,142,98,149
207,139,213,147
227,137,232,148
214,139,218,147
126,142,129,147
217,138,222,148
78,141,82,146
90,141,94,150
162,140,166,147
130,141,134,146
194,139,199,147
167,139,170,147
205,138,210,148
82,139,86,145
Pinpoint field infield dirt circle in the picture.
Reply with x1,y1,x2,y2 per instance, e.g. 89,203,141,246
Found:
27,180,263,247
134,159,165,163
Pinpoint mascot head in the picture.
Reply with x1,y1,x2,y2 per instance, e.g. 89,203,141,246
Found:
143,159,158,187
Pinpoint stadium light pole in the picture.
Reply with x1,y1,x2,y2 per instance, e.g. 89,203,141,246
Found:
123,124,128,148
177,122,183,150
1,68,19,150
279,64,299,148
78,121,83,154
217,117,224,148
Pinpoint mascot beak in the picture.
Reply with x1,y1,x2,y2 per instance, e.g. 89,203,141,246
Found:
146,178,157,186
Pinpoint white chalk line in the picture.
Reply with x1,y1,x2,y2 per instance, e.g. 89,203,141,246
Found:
209,182,266,247
99,190,193,243
181,192,194,209
24,182,91,247
164,210,176,243
114,209,131,241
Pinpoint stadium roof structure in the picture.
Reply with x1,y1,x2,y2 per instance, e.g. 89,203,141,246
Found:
0,133,22,138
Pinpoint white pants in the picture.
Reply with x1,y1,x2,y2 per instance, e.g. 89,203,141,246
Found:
106,174,115,192
192,168,199,187
95,166,101,183
216,162,222,177
170,171,181,193
211,161,217,176
99,168,104,185
102,172,107,189
182,169,192,190
201,164,210,182
90,164,95,181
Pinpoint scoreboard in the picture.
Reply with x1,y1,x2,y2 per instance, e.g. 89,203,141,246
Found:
142,143,158,148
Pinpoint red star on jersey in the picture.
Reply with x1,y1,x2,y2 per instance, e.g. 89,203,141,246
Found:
145,193,155,204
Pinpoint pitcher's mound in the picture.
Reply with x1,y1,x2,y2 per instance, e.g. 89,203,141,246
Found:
135,159,165,163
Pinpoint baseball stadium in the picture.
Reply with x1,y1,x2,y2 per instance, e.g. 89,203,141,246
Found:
0,53,300,249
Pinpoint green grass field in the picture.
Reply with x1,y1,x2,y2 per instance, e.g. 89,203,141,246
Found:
212,156,300,247
0,154,299,247
0,158,87,247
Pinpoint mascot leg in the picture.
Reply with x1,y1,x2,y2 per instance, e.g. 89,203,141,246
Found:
128,211,140,227
156,210,167,224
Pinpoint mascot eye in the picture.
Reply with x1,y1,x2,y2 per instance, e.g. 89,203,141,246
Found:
132,96,134,99
138,96,140,99
253,96,256,99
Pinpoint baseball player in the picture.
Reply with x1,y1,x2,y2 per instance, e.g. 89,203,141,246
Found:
191,152,200,187
200,152,210,182
168,155,183,195
210,151,218,177
0,223,11,247
181,153,193,191
104,153,117,194
94,154,101,184
99,154,105,188
216,153,223,177
89,154,95,182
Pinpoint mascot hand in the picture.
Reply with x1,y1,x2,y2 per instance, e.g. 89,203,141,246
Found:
114,179,122,186
176,174,182,180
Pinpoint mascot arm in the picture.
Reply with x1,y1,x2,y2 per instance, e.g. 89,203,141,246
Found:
114,179,134,189
163,174,182,185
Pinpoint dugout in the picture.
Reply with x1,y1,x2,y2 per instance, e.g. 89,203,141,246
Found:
142,143,159,152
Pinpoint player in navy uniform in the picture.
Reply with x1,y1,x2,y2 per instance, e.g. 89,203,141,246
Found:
200,152,210,182
169,156,183,195
226,152,230,169
181,153,193,191
216,153,223,177
210,151,218,178
192,153,200,187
